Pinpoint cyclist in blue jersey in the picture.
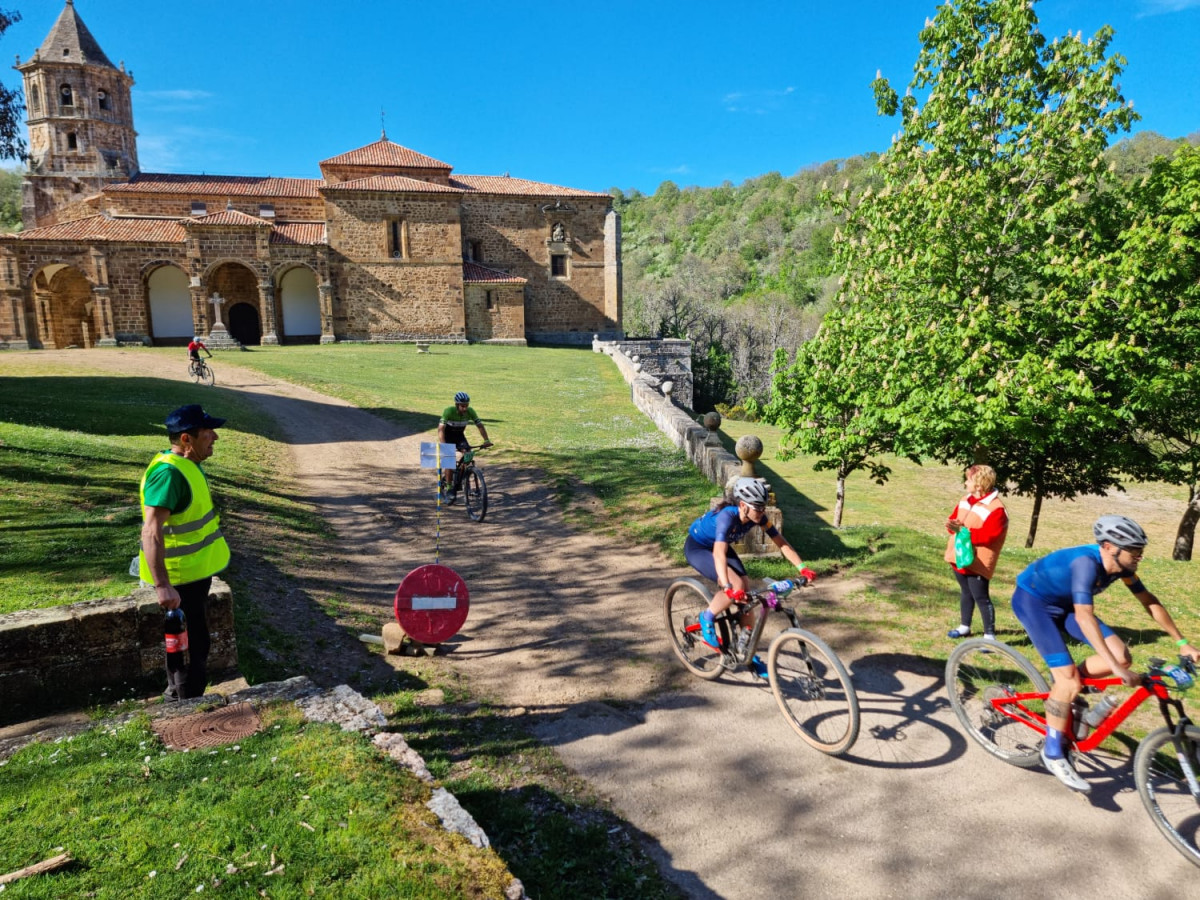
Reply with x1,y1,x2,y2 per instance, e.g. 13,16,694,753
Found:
685,477,816,678
1012,515,1199,793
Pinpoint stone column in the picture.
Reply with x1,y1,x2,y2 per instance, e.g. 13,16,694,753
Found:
259,278,279,345
2,289,29,349
92,286,117,346
318,281,335,344
189,284,208,336
35,294,53,349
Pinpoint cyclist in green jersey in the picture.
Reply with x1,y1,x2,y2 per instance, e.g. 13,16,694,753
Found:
438,391,492,500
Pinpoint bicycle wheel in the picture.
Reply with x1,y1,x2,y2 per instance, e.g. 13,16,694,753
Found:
767,628,860,755
1134,724,1200,869
464,466,487,522
945,639,1049,768
663,578,724,681
198,363,214,387
188,363,203,384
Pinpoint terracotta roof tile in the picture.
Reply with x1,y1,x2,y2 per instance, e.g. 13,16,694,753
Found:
321,139,452,171
451,175,609,198
107,173,323,198
270,223,327,245
322,174,462,194
15,215,186,243
186,209,270,227
463,262,527,284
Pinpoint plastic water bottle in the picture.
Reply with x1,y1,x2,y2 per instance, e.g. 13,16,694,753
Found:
1070,697,1091,741
735,628,751,658
1082,692,1120,728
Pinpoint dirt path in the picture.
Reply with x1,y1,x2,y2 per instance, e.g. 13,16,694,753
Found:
13,350,1197,897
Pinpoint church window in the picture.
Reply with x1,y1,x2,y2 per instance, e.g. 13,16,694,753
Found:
66,132,78,151
486,290,495,310
29,85,40,113
259,203,275,218
60,84,73,107
468,240,482,262
97,89,110,110
191,201,207,216
550,254,568,277
388,218,409,259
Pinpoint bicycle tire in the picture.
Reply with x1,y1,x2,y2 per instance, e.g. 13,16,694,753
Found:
199,364,214,387
188,363,202,384
945,639,1049,768
663,577,724,681
767,627,860,755
1134,723,1200,869
464,466,487,522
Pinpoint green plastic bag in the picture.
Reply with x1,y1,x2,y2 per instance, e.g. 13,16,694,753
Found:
954,527,975,568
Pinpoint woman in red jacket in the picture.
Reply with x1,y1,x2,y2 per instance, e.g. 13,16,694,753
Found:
944,464,1009,640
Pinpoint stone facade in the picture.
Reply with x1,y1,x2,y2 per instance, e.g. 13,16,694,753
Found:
0,3,623,351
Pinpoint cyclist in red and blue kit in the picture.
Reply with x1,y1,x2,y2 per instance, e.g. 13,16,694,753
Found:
684,477,815,678
1012,515,1199,793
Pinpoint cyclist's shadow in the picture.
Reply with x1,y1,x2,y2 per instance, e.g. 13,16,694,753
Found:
1069,739,1141,812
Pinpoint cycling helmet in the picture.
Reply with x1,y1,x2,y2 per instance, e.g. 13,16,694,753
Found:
454,391,470,404
733,477,769,507
1093,515,1147,549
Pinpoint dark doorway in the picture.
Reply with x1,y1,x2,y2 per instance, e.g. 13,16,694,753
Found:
227,302,261,346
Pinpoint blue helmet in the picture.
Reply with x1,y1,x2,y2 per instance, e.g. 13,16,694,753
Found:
454,391,470,404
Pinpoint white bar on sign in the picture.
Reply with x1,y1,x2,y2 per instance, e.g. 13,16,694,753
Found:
412,595,457,611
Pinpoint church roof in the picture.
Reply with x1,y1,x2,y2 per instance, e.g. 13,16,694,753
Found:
186,208,271,227
463,262,527,284
107,173,323,198
270,223,327,245
36,1,116,69
322,174,462,194
320,139,452,171
15,215,186,243
451,175,609,198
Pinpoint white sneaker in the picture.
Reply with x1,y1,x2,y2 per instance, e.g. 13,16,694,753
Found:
983,633,997,641
1041,748,1091,793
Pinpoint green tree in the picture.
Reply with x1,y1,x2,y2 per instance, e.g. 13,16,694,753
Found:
0,166,22,232
773,0,1139,544
1110,146,1200,559
0,8,24,163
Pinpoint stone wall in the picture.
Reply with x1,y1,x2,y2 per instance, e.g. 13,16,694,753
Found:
0,578,238,724
594,337,739,489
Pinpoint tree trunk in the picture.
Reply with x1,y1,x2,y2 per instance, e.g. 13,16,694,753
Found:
1172,482,1200,561
833,472,846,528
1025,489,1043,548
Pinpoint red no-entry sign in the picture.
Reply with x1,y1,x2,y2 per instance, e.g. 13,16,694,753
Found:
394,564,470,644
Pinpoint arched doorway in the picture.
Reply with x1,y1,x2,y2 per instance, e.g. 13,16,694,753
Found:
279,267,320,343
147,266,193,345
31,265,95,349
227,303,261,346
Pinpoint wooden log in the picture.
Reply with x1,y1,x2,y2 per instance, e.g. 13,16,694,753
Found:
0,852,72,885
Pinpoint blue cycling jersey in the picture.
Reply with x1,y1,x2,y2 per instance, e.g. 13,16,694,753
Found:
1014,544,1144,611
687,505,778,548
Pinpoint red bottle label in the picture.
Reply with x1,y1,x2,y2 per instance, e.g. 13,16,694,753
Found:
165,632,189,653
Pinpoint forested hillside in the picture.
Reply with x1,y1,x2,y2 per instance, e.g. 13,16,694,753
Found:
613,129,1199,412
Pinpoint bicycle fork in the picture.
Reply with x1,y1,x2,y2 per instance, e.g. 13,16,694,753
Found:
1173,723,1200,798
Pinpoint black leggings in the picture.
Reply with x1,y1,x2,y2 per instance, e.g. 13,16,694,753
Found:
955,570,995,635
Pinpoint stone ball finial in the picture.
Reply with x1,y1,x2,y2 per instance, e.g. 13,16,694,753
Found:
661,380,674,396
735,434,764,476
702,411,722,432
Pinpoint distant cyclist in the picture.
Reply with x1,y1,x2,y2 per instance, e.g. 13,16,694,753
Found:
437,391,492,501
1012,515,1199,793
684,477,816,678
187,338,210,371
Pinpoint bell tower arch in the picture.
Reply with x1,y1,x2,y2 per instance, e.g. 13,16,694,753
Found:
14,0,138,228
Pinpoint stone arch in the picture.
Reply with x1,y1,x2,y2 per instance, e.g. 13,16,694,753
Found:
207,261,262,345
277,265,320,343
144,263,193,345
29,263,97,349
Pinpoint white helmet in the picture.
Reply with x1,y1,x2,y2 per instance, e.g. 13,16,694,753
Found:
733,477,768,507
1093,515,1147,549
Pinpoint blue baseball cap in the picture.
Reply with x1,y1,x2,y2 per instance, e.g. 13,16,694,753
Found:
165,404,226,434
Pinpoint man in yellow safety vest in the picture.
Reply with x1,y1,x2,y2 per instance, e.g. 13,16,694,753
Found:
139,404,231,700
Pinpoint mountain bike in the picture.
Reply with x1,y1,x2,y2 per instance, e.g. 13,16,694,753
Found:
664,576,860,756
188,357,214,386
945,639,1200,868
440,443,491,522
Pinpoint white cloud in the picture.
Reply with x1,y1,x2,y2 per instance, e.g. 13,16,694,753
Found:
1138,0,1200,14
723,86,796,115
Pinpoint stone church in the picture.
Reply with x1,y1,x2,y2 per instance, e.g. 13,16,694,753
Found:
0,1,622,350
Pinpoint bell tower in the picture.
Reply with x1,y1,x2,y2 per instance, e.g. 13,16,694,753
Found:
13,0,138,228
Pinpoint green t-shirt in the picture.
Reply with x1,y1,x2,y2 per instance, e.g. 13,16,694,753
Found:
440,406,481,432
142,452,193,513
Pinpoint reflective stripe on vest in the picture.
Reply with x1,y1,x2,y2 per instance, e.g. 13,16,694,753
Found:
139,451,230,585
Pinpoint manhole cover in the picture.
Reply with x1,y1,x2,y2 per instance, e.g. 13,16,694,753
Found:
153,702,262,750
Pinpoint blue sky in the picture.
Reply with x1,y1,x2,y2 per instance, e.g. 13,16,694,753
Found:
7,0,1199,194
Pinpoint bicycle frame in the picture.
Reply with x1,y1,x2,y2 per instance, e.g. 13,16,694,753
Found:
988,666,1192,754
704,588,804,671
